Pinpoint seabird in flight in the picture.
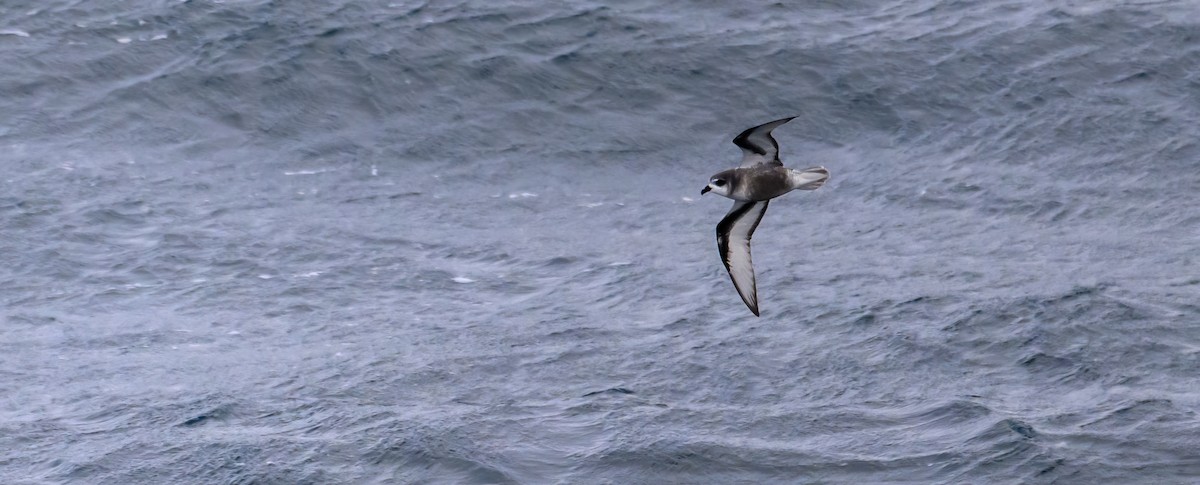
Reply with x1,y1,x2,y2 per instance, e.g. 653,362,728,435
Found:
701,116,830,316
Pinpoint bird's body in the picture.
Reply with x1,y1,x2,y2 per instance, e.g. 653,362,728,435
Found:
701,117,829,316
707,164,825,201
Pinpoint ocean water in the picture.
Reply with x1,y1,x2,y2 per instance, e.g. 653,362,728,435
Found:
3,0,1200,483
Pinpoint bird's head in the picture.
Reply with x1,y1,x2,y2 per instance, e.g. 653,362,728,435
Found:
701,171,734,197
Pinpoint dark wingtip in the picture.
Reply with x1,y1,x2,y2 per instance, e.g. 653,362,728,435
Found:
742,294,760,316
765,116,798,126
733,117,800,156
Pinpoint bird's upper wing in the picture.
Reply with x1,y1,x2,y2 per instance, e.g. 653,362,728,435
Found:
716,200,770,316
733,116,796,167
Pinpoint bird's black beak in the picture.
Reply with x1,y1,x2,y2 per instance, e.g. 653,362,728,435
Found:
700,186,711,195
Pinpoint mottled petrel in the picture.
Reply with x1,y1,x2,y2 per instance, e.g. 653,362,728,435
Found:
701,117,829,316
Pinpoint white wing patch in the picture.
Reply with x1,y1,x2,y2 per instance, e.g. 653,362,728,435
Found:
733,116,796,168
717,200,770,316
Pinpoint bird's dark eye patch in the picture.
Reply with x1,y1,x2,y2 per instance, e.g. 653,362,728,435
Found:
713,179,726,187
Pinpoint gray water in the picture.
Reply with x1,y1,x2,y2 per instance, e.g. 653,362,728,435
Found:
3,0,1200,483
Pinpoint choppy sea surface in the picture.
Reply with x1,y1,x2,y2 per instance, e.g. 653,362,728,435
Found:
3,1,1200,483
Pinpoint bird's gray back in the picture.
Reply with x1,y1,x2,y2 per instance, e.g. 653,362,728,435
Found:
729,166,792,201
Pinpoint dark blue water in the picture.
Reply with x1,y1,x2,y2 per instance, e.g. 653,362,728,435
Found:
3,1,1200,483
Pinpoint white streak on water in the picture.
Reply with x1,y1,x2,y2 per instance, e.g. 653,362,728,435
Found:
284,168,337,175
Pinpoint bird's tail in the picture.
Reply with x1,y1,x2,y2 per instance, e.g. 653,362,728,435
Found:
789,166,829,190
